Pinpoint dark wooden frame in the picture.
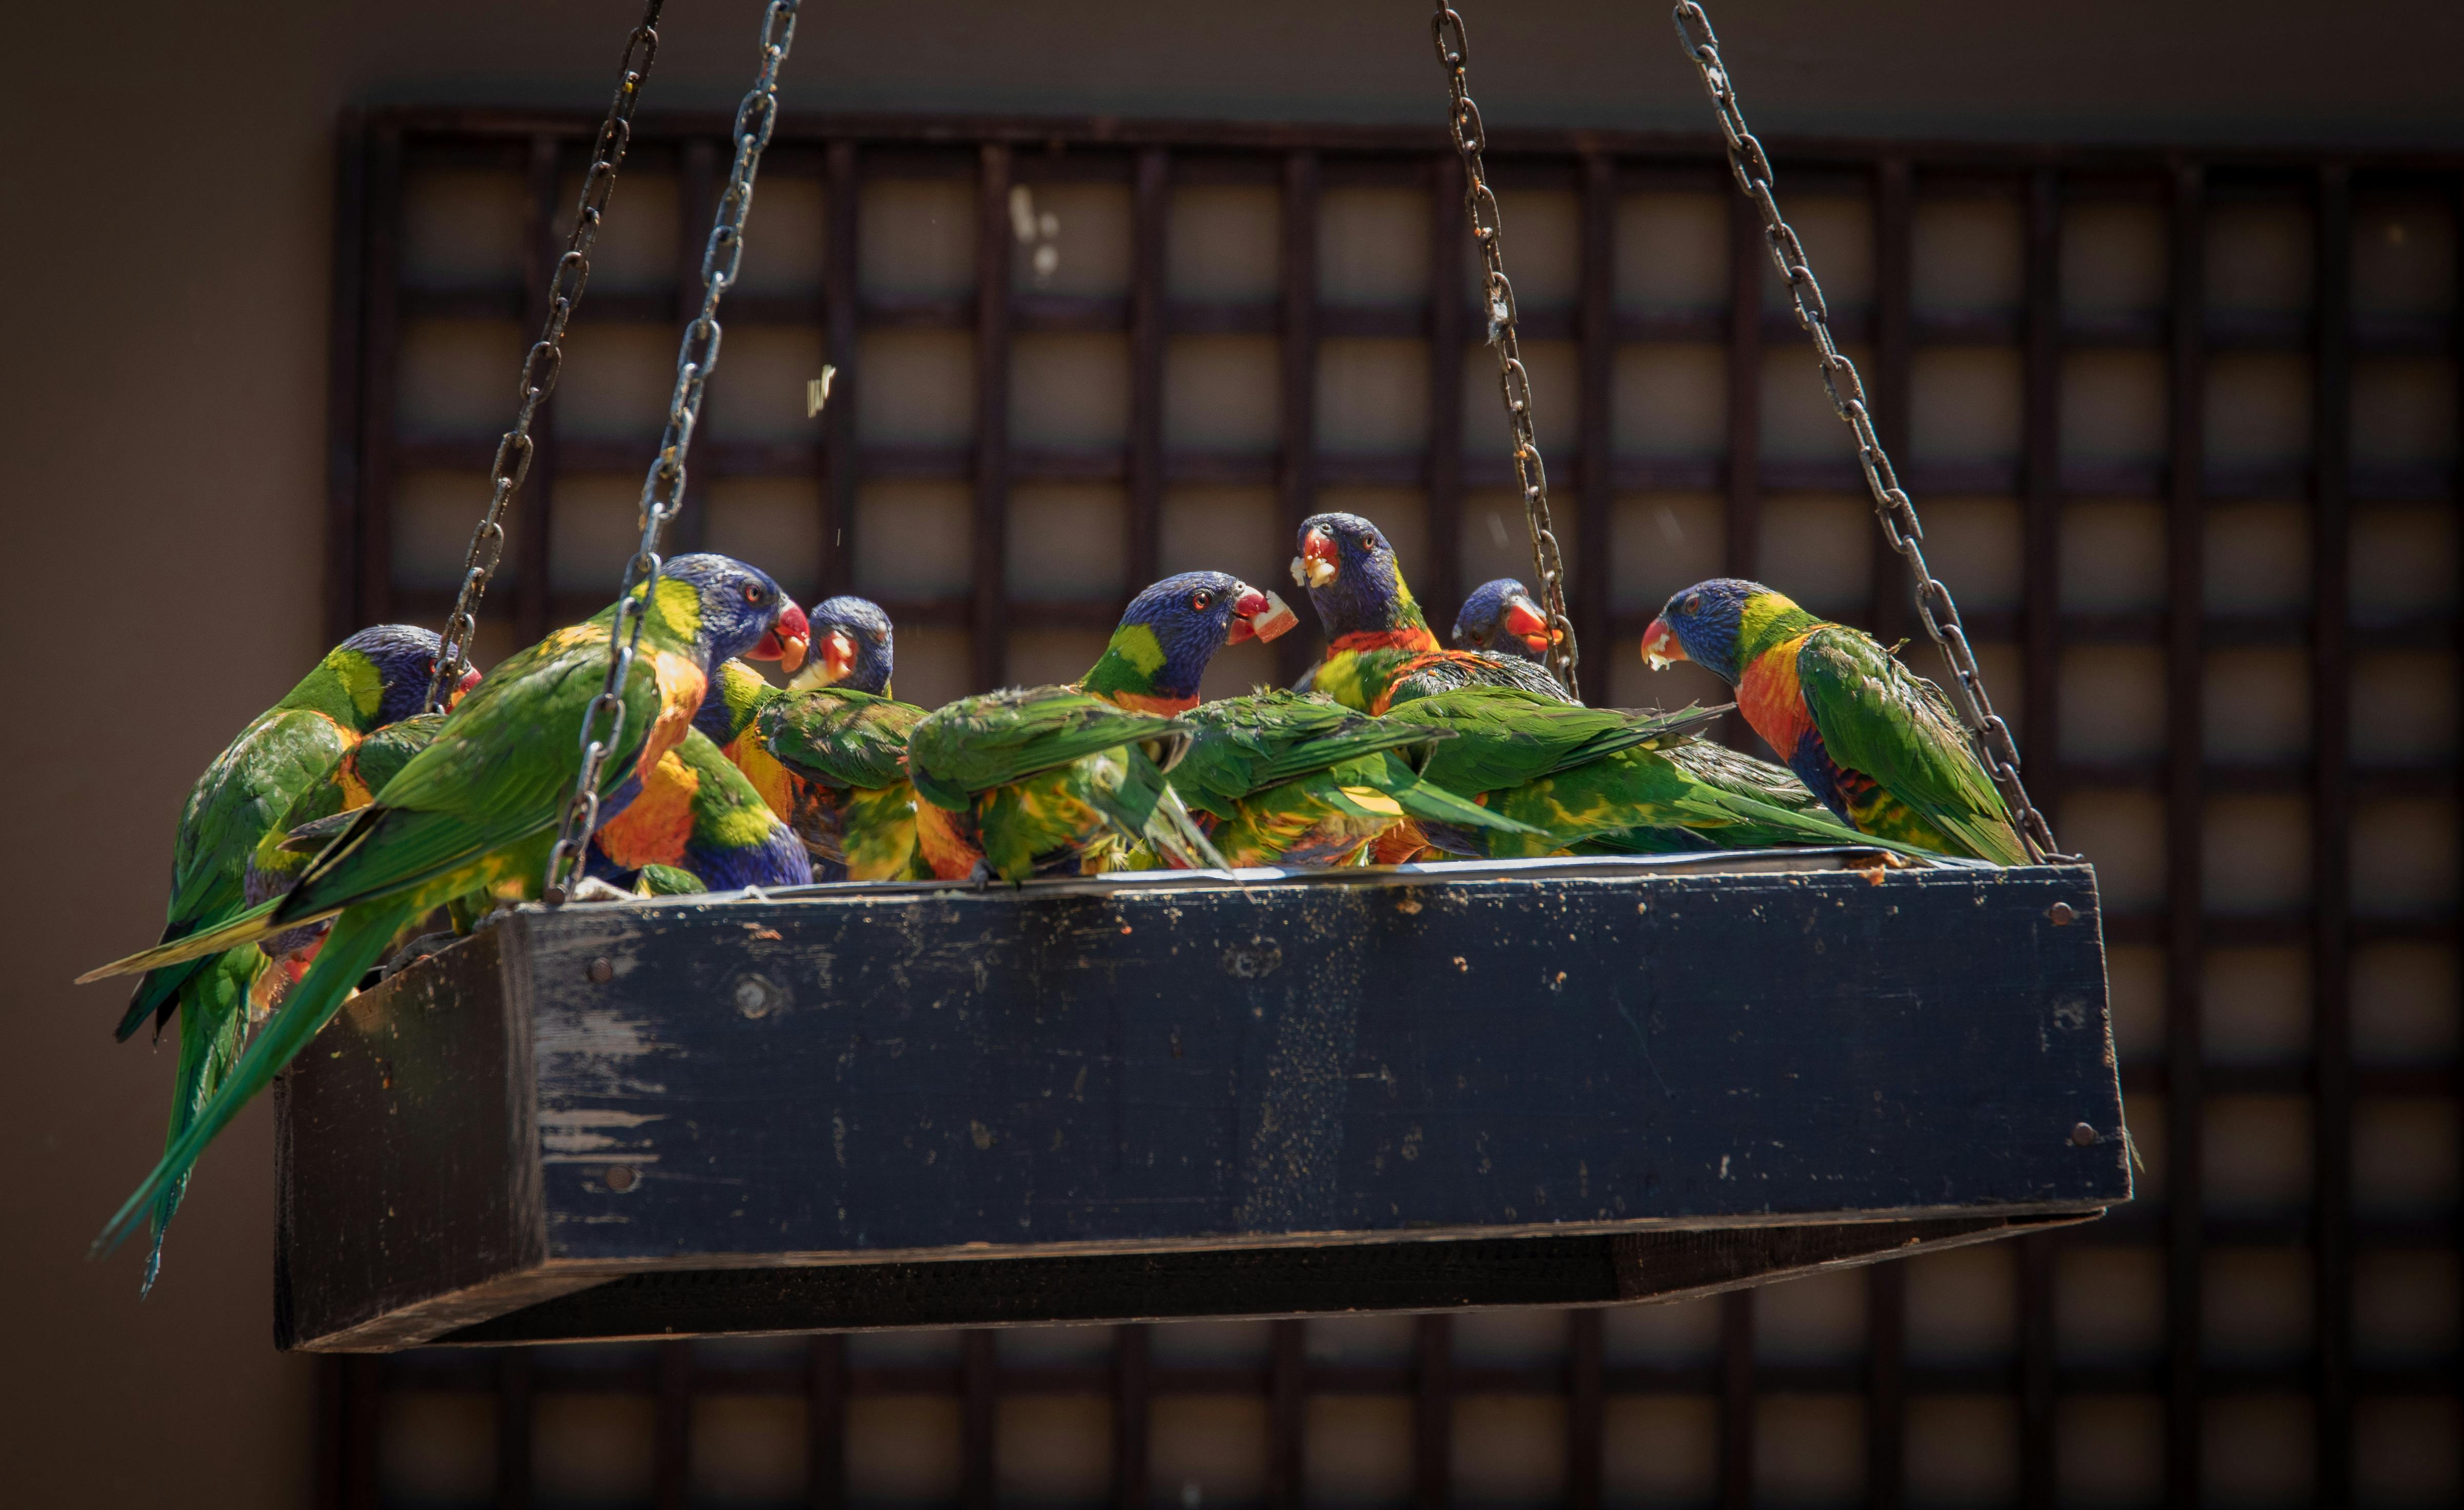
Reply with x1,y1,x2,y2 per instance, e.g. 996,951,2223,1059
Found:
319,107,2463,1510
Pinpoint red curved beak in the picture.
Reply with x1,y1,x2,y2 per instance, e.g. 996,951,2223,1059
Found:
1226,586,1299,645
452,665,483,704
1289,527,1338,590
1639,617,1687,671
1503,594,1557,655
751,601,811,673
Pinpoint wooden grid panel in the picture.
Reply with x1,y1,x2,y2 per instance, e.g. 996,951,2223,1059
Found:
322,111,2463,1509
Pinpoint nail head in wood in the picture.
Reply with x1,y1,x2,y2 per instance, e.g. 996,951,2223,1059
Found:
2069,1122,2097,1147
604,1164,639,1192
586,956,614,983
2047,902,2076,925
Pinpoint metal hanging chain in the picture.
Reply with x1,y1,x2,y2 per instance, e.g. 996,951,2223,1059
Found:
1431,6,1581,701
1670,2,2060,862
421,0,668,713
543,0,800,905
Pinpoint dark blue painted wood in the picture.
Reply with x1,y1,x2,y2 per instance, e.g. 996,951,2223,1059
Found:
277,855,2128,1350
524,863,2123,1263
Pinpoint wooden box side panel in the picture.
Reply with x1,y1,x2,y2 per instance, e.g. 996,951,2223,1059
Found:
276,923,542,1349
521,864,2125,1264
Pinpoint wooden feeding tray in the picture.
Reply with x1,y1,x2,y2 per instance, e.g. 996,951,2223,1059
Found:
273,850,2129,1351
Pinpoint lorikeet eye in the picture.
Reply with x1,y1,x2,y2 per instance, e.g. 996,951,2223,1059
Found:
1683,592,1702,615
1190,590,1215,611
742,583,766,605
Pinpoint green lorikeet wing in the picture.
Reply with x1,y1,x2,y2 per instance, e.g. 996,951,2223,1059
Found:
635,863,706,895
1169,691,1434,819
1384,688,1922,859
1162,691,1538,868
909,687,1189,808
1662,740,1826,814
749,687,928,880
1470,742,1919,859
761,686,922,791
910,687,1223,882
1793,629,2028,865
1389,689,1718,793
1571,739,1829,855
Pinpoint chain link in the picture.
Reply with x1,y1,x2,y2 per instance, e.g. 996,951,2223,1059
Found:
1670,2,2060,863
543,0,800,904
1430,7,1580,701
422,1,666,713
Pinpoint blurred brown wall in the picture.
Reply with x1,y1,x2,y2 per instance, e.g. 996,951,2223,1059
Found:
2,3,2455,1505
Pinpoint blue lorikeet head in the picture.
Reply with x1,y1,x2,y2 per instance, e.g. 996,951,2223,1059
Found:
335,624,472,727
791,594,895,696
1450,577,1556,663
657,554,811,673
1291,512,1429,640
1082,571,1294,711
1641,578,1812,685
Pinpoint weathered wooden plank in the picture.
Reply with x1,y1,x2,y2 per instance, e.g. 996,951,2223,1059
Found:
276,923,554,1350
278,854,2127,1351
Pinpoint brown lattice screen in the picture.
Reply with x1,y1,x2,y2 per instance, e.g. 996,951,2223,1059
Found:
319,109,2460,1509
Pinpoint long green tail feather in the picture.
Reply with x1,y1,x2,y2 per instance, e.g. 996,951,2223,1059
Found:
94,900,419,1258
139,948,259,1294
77,895,307,985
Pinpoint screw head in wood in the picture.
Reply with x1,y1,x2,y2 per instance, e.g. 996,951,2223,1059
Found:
586,956,614,983
2047,902,2076,926
735,977,771,1018
603,1164,638,1192
2069,1122,2097,1147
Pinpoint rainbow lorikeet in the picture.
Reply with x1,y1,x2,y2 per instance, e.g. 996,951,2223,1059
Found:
588,727,812,893
910,572,1295,882
80,554,809,1257
1290,513,1566,713
695,598,932,882
1641,578,2027,864
1165,689,1541,867
1451,577,1559,663
112,625,466,1292
1383,687,1929,860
